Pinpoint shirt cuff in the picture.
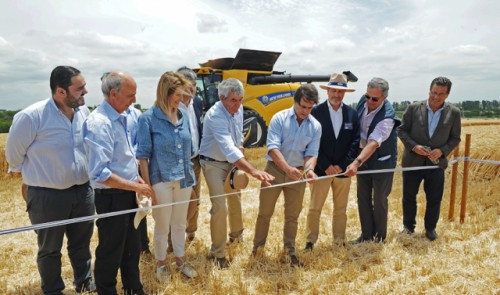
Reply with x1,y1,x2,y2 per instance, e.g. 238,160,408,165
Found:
226,150,244,164
95,168,112,183
8,166,21,173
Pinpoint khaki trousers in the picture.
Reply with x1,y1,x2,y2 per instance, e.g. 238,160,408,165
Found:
201,159,243,258
306,176,351,243
186,157,202,234
253,161,306,255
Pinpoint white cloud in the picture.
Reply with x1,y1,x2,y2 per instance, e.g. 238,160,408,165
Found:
292,40,319,53
196,13,228,33
1,0,500,109
326,38,356,52
449,44,489,56
0,36,11,47
381,26,414,43
341,24,357,33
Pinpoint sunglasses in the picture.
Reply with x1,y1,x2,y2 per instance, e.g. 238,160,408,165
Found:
365,94,380,102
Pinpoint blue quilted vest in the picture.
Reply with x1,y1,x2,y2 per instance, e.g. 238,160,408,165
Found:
356,96,401,170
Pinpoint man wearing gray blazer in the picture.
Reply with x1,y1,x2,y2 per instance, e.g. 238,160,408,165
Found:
398,77,461,241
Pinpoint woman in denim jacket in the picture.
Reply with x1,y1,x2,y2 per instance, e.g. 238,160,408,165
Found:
136,72,197,281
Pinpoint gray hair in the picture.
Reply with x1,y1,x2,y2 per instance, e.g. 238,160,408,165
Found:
367,77,389,98
218,78,244,99
177,66,197,82
101,71,125,99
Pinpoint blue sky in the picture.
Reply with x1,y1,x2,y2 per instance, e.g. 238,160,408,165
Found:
0,0,498,110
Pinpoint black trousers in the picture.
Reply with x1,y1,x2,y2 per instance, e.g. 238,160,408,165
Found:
402,168,445,231
94,189,142,295
27,182,94,295
138,218,150,251
356,172,394,241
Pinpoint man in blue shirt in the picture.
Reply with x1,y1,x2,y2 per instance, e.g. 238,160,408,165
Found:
83,71,152,295
199,78,274,269
5,66,96,294
253,84,321,267
398,77,461,241
177,66,204,242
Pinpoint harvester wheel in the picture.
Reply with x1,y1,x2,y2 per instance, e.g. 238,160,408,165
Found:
243,110,267,148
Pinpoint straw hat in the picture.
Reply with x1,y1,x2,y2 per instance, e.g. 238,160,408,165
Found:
319,73,356,92
133,195,152,229
224,167,249,193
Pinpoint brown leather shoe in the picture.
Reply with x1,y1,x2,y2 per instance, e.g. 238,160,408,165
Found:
289,255,304,267
186,233,195,244
209,255,230,269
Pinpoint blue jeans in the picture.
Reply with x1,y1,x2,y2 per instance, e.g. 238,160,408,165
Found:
27,182,94,295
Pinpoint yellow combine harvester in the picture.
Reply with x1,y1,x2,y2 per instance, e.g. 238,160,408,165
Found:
193,49,357,147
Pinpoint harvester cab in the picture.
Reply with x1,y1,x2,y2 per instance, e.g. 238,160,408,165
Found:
193,48,357,148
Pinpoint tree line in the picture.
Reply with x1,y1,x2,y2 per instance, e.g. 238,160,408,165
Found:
390,100,500,118
1,100,499,133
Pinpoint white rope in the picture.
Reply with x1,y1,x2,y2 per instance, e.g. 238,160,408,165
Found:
449,157,500,165
0,157,497,236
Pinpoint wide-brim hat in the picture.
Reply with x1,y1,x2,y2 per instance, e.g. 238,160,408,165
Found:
319,73,356,92
224,167,249,193
133,195,152,229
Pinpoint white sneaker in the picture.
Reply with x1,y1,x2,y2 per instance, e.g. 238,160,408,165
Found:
177,263,197,278
156,265,170,283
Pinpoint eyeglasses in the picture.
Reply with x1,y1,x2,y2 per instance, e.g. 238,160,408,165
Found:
430,91,447,98
365,94,380,102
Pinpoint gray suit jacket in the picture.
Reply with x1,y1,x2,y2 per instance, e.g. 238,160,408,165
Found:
398,100,461,169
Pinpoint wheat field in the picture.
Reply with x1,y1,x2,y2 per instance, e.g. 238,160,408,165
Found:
0,120,499,294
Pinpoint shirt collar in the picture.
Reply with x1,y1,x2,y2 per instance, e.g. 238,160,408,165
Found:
426,101,446,113
152,105,184,123
288,105,311,122
179,102,188,111
217,101,240,118
328,101,343,112
102,100,123,121
364,100,384,116
49,97,81,113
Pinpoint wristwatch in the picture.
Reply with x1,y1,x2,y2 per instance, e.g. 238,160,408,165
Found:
355,158,363,165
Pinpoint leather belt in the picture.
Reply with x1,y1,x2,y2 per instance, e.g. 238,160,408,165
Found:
94,188,130,195
200,155,229,163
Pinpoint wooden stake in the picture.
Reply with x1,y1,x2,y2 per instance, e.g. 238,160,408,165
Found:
448,146,460,221
460,134,471,223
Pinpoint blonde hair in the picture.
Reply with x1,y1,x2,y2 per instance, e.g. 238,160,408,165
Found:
155,71,190,115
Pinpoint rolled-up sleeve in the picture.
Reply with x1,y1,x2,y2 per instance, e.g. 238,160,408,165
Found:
82,118,114,183
368,118,395,146
209,114,244,163
305,124,322,158
5,112,37,172
266,114,283,152
135,114,153,160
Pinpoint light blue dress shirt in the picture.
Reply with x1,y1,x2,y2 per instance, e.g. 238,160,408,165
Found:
265,106,322,167
199,101,244,163
136,106,195,188
5,98,89,189
427,102,445,138
82,101,140,189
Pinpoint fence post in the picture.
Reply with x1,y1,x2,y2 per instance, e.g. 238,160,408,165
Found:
460,134,471,223
448,146,460,221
